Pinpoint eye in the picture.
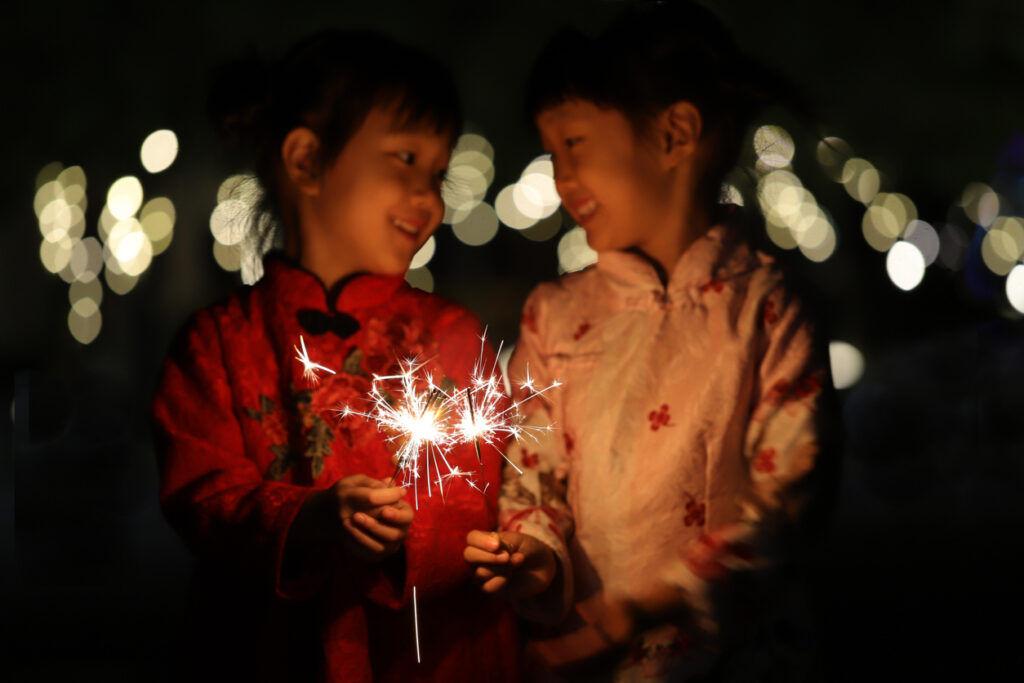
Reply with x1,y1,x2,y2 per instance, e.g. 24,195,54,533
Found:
395,151,415,165
565,137,583,149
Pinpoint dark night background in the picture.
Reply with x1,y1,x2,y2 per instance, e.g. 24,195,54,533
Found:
3,0,1023,680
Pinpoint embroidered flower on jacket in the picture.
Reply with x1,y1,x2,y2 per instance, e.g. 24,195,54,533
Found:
684,499,706,526
522,305,538,335
521,451,540,468
763,298,779,325
572,321,591,340
563,432,575,454
648,404,672,430
700,279,724,294
754,447,777,473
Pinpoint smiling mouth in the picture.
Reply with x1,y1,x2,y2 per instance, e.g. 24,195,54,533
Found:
573,199,597,223
392,217,421,237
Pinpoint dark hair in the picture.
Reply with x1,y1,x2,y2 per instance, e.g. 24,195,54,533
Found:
526,1,802,211
209,29,462,250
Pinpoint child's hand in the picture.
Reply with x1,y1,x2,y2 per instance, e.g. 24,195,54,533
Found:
463,530,557,599
330,474,412,562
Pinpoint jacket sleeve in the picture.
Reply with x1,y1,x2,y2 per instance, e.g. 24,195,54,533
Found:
152,310,322,600
497,288,575,624
661,282,837,634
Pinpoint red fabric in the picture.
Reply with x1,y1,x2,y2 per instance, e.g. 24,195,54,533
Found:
153,255,518,682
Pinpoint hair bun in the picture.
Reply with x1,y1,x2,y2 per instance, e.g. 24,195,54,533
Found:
207,54,271,147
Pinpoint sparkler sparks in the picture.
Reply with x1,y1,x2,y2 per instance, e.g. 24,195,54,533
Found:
335,334,561,507
294,335,336,384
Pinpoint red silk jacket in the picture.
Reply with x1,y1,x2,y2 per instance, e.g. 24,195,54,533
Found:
153,255,518,682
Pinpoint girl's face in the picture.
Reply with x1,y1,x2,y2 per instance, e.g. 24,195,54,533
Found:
536,99,674,255
304,105,451,279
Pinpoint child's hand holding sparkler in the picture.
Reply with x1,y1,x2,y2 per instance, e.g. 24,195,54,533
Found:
463,530,558,599
292,474,413,563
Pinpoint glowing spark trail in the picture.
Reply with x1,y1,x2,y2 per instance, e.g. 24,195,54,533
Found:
294,335,336,384
413,585,421,664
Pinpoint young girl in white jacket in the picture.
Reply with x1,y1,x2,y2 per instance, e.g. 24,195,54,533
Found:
465,3,837,681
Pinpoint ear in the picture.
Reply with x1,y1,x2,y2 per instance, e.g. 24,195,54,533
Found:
658,101,703,168
281,127,322,197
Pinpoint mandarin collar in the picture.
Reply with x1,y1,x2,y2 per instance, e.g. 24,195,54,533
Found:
262,253,406,315
595,223,738,297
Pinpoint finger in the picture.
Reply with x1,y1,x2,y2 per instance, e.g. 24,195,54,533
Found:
474,566,505,583
352,512,408,543
480,575,509,594
342,518,386,554
464,546,510,565
466,529,502,552
379,503,414,527
350,486,407,508
341,474,382,489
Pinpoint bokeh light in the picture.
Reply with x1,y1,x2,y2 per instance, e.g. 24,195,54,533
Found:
104,268,138,295
70,237,103,282
557,226,598,273
756,169,837,261
443,133,496,226
140,197,176,255
213,241,242,272
140,129,179,173
862,193,917,252
498,154,562,234
886,240,926,291
981,216,1024,276
106,176,144,220
452,202,499,246
841,158,880,204
211,174,265,281
959,182,1000,227
69,277,103,309
753,125,794,169
520,211,563,242
409,236,435,269
210,199,250,246
902,219,940,266
828,341,865,390
1006,264,1024,314
495,184,536,230
816,136,852,181
67,306,102,345
405,267,434,293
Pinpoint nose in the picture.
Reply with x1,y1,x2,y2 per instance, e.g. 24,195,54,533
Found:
410,172,443,215
552,157,576,194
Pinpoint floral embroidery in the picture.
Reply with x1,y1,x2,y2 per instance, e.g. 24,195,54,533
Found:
794,373,821,398
522,305,538,335
522,451,539,468
764,379,790,405
684,499,705,527
648,404,672,431
763,299,779,325
754,447,777,473
700,279,724,294
564,432,575,454
245,395,297,481
572,321,591,340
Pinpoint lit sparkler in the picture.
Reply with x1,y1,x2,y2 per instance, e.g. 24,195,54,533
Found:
294,335,336,384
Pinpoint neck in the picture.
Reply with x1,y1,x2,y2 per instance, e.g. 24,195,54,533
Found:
637,197,714,277
287,203,359,290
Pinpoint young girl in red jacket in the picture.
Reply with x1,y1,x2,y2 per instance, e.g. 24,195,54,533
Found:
153,30,518,683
